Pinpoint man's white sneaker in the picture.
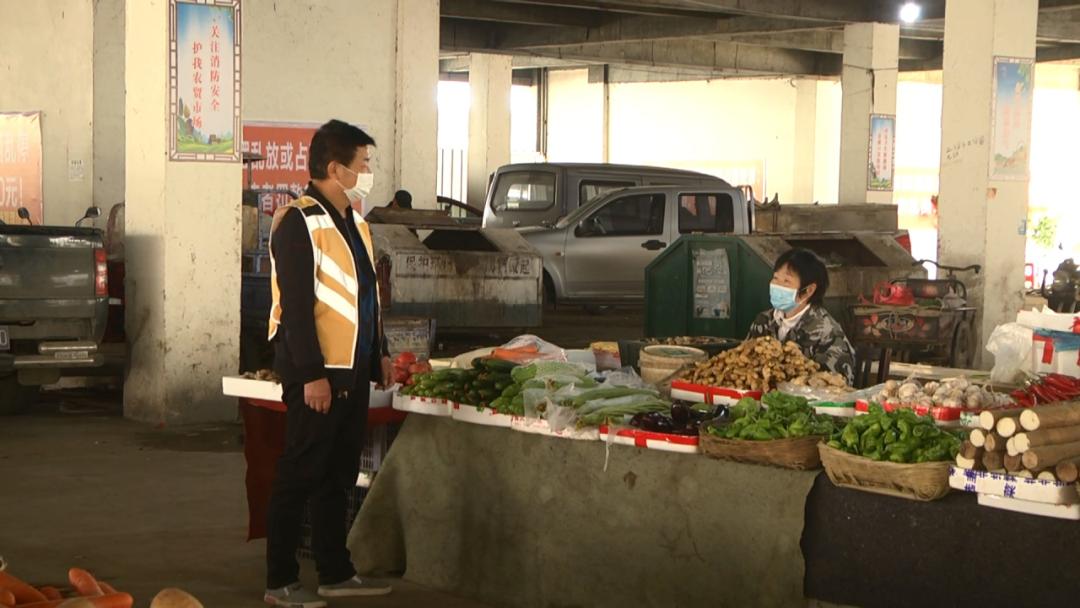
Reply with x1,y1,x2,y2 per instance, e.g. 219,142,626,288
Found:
318,575,393,597
264,582,328,608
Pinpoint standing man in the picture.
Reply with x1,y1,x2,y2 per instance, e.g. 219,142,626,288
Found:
264,119,394,607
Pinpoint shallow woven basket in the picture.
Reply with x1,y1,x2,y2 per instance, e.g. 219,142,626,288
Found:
818,443,951,501
699,423,824,470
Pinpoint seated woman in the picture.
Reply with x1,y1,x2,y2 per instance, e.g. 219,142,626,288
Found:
748,248,856,385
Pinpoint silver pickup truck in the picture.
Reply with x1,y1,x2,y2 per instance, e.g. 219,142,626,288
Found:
0,207,108,414
523,185,751,303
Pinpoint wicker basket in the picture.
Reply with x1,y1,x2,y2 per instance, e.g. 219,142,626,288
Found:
818,443,951,501
699,423,824,470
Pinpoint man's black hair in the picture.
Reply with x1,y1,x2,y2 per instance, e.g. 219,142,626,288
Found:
774,248,829,305
394,190,413,209
308,119,376,180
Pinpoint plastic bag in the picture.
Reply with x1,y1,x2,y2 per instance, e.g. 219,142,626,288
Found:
494,334,567,364
776,382,859,404
594,368,650,390
986,322,1034,383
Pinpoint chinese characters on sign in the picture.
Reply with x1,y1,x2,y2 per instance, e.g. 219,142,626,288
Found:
169,0,241,161
241,122,319,214
991,57,1034,181
692,248,732,320
0,112,43,225
868,114,896,192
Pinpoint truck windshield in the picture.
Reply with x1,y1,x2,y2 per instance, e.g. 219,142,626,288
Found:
491,171,556,213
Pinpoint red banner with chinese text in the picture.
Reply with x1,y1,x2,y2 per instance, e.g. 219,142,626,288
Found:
241,121,319,214
0,112,44,225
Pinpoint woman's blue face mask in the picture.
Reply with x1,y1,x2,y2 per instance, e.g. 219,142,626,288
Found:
770,283,800,312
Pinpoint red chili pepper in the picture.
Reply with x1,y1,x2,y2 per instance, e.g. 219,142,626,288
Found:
1037,382,1068,403
1043,374,1076,393
1014,393,1035,408
1046,373,1080,395
1030,383,1056,404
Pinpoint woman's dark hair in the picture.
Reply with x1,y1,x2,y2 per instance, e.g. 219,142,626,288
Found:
774,248,829,305
309,119,376,179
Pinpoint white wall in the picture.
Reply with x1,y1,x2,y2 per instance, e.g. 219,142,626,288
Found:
243,0,437,207
607,78,799,201
546,69,604,163
812,81,842,205
0,0,95,225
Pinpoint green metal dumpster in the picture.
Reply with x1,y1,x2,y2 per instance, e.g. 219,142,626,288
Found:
645,233,923,339
645,236,772,340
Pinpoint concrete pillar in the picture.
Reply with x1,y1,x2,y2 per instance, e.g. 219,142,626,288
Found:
792,79,818,203
938,0,1038,364
467,53,512,208
123,0,241,423
394,0,439,209
838,23,898,205
93,0,125,213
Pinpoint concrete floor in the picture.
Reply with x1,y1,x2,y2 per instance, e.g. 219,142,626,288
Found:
0,391,488,608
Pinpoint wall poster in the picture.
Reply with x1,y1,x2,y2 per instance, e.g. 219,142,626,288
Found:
169,0,241,162
990,56,1034,181
868,114,896,192
0,112,43,225
692,248,732,320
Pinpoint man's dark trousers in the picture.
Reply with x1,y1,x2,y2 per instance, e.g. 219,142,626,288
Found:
266,373,370,589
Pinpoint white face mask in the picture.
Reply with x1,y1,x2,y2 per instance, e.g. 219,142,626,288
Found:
338,167,374,204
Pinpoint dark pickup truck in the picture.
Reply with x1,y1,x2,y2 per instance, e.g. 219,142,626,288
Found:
0,208,108,414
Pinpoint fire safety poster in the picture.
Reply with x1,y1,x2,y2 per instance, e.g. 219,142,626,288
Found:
169,0,242,162
0,112,43,225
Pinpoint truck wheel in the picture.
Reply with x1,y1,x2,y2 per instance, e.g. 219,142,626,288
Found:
0,374,39,415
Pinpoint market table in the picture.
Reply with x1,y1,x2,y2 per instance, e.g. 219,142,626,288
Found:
347,415,818,608
348,415,1080,608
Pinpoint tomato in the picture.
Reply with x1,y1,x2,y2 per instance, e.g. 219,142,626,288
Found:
394,352,417,368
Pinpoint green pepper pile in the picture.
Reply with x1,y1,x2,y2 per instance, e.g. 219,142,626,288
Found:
826,403,964,463
707,391,837,440
399,358,516,407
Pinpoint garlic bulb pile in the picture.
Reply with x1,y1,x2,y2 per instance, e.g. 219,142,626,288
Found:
873,377,1008,409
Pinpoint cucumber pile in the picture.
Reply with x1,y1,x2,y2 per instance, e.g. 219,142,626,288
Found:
399,358,517,408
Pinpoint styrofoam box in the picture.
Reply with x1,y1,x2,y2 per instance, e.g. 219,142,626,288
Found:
510,415,549,435
391,392,452,416
978,493,1080,520
510,416,599,440
670,382,709,404
812,403,856,417
949,466,979,493
222,376,394,408
222,376,283,402
451,402,513,428
855,400,962,427
669,381,762,406
950,466,1079,505
1017,308,1078,333
598,425,700,454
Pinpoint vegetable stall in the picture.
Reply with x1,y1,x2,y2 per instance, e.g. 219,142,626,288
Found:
334,323,1080,608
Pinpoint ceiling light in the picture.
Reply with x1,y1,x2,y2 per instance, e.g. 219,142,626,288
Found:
899,2,921,23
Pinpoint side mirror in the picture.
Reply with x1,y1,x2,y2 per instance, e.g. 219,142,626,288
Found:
76,206,101,227
17,208,32,225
